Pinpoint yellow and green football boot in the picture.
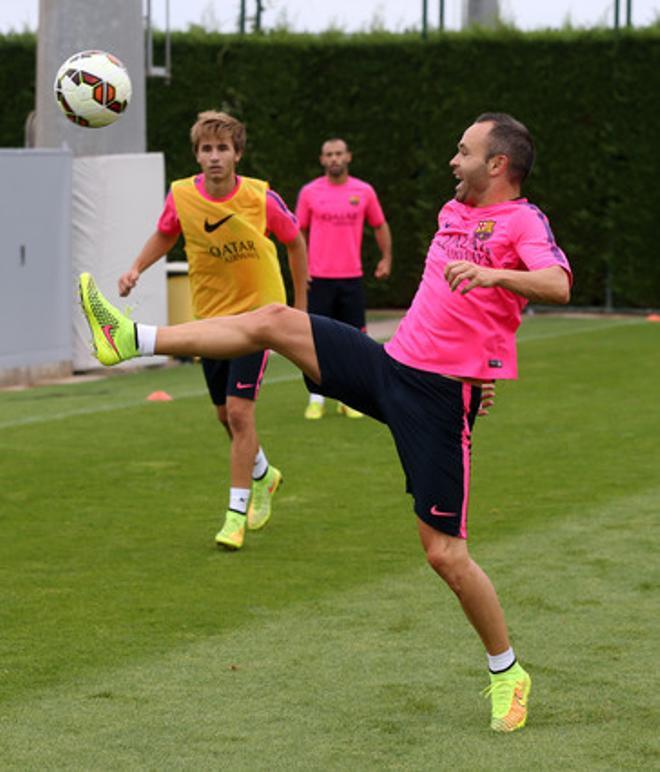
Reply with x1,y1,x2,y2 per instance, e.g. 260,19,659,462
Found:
78,272,138,366
337,402,363,419
247,466,282,531
215,510,246,551
482,662,531,732
304,402,324,420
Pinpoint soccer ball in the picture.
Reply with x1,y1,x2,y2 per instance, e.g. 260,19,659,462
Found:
54,50,132,128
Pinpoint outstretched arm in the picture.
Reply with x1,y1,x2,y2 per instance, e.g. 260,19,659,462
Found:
285,231,309,311
119,230,179,297
373,222,393,279
444,262,570,305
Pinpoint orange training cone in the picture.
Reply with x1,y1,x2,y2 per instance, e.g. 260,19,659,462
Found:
146,390,173,402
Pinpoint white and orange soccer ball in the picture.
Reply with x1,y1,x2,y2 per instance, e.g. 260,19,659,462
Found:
54,50,132,128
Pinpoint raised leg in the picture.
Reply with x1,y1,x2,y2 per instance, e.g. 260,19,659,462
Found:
155,304,321,384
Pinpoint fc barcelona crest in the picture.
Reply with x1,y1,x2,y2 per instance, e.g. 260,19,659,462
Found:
474,219,496,241
349,195,360,206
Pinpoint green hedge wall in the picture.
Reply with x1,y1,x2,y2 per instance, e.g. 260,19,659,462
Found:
3,29,660,309
0,34,36,148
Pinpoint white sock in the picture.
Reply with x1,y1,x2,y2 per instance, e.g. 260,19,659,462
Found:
136,323,157,356
252,447,269,480
487,647,516,674
228,487,250,514
309,393,324,406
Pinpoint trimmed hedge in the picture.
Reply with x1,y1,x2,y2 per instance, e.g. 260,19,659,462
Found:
3,28,659,309
0,33,36,148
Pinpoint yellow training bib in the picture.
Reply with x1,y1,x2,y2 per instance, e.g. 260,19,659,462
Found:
172,176,286,318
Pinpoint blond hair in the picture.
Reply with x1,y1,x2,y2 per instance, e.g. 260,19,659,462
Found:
190,110,246,154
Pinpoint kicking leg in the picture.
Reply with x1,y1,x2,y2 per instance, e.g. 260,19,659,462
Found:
155,304,321,384
79,274,320,380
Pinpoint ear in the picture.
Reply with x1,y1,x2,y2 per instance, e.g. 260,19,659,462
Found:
346,151,353,164
488,153,508,177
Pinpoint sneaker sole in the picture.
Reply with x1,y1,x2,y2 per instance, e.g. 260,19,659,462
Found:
215,536,243,551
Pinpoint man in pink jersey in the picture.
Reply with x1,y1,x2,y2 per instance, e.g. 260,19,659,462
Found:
80,112,571,731
296,138,392,419
116,110,308,551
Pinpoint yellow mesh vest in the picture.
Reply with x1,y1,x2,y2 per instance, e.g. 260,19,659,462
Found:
171,175,286,318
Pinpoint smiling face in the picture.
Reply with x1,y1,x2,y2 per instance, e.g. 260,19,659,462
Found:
448,121,497,205
195,130,242,189
320,139,352,181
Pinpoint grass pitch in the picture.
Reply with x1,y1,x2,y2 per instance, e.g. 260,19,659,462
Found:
0,314,658,769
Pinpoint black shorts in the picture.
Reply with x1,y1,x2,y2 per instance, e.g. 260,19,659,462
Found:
201,350,270,406
304,315,482,538
307,277,366,331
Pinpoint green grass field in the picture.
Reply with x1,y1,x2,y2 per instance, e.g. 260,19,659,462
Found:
1,315,658,769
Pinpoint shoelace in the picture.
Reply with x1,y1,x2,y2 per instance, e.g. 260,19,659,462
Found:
481,679,517,712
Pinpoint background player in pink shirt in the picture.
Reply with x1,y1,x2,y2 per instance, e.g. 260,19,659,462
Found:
81,113,571,732
296,138,392,419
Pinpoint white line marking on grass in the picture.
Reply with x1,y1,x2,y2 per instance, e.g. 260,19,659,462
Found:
0,319,647,430
518,317,646,343
0,373,302,430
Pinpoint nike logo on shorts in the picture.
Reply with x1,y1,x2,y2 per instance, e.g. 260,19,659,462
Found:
236,381,254,390
204,214,234,233
430,506,456,518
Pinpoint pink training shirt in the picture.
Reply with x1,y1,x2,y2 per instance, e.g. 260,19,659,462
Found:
158,175,299,243
385,198,572,381
295,175,386,278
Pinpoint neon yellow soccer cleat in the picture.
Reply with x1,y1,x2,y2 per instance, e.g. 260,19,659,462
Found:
215,510,246,550
337,402,363,419
304,402,324,420
483,662,531,732
247,466,282,531
78,273,138,366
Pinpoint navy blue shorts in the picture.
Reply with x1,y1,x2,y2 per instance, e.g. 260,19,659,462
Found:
304,315,482,538
201,350,270,406
307,277,366,331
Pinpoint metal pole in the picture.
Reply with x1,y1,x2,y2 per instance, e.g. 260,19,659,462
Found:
614,0,620,28
422,0,428,38
239,0,246,34
626,0,632,26
439,0,445,29
164,0,171,77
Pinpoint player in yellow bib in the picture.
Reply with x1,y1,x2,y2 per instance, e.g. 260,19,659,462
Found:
118,110,308,550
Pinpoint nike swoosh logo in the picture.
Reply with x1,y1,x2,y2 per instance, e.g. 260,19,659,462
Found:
514,685,527,706
204,214,234,233
236,382,254,390
430,506,456,518
101,324,119,355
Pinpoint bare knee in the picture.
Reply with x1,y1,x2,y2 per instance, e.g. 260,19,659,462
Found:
214,405,231,438
249,303,295,347
226,398,255,436
424,538,472,595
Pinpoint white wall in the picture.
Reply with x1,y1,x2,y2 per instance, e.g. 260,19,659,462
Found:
0,150,167,384
71,153,167,371
0,149,73,382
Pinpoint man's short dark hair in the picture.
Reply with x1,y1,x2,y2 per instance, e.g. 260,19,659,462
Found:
321,137,349,153
475,112,535,183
